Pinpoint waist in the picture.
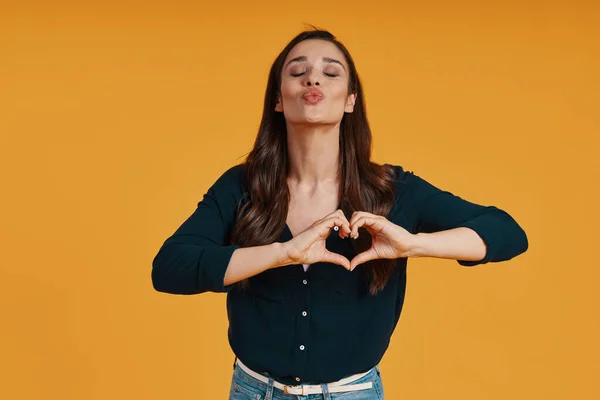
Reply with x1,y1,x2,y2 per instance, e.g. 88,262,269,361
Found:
235,358,376,396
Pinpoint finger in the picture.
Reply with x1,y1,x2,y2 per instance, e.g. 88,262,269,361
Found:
349,211,374,238
333,209,352,238
322,214,351,238
326,208,348,221
322,250,351,270
351,215,385,239
350,248,378,271
349,211,375,226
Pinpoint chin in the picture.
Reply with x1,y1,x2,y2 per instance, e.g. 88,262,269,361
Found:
287,116,323,125
285,111,340,125
302,112,336,125
304,117,325,124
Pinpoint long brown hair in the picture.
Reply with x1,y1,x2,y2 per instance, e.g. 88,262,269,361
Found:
230,28,397,295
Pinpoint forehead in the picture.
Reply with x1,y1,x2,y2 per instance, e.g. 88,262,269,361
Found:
284,39,348,66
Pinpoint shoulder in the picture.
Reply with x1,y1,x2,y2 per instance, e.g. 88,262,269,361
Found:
382,163,416,190
211,163,247,191
203,163,248,209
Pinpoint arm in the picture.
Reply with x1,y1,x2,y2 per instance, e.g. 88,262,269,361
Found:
151,181,240,294
410,172,528,266
411,227,488,262
151,166,288,294
223,243,289,286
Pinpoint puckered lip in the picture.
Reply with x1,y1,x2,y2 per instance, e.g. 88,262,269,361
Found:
302,88,324,100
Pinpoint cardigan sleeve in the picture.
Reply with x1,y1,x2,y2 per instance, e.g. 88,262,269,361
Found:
410,171,528,266
151,165,244,294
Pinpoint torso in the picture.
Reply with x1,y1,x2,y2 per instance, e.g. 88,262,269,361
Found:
286,180,340,271
285,183,340,237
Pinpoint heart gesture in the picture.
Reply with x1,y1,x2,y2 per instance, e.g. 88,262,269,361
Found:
348,211,417,271
281,209,418,271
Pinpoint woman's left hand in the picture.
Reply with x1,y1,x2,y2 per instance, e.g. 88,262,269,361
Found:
348,211,420,271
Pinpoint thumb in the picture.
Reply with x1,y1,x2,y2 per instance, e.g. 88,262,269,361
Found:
350,248,378,271
321,250,351,271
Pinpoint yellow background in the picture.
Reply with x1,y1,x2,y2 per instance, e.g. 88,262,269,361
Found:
1,1,598,399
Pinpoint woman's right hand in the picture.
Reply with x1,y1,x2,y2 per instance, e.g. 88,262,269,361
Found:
280,210,352,270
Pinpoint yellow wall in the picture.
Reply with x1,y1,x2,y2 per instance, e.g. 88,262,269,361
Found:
1,1,598,399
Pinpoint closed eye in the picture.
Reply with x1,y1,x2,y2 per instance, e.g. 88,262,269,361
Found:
290,72,339,78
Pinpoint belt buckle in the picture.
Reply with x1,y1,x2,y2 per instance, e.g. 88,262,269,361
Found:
283,385,304,395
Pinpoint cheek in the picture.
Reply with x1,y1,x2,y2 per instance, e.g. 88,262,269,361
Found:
330,84,350,101
280,81,300,101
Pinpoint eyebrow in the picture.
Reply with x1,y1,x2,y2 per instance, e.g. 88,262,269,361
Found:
285,56,346,70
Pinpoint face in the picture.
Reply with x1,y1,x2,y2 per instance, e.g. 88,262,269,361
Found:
275,39,356,125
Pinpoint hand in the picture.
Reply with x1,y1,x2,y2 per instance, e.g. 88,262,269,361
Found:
348,211,419,271
282,210,353,270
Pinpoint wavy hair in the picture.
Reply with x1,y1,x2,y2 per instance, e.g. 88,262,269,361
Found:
230,28,397,295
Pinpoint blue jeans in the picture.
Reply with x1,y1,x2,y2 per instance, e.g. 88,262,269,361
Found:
228,362,384,400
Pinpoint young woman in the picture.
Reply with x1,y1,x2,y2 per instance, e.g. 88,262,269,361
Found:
152,28,528,400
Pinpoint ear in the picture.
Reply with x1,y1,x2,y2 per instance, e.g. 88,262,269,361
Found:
275,94,283,112
344,92,357,113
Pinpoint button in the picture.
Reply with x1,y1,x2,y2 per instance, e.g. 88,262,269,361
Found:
302,311,307,317
302,279,308,285
333,225,339,231
299,345,305,350
295,377,301,382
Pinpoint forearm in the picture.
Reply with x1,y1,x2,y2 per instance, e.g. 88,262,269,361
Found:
411,227,487,262
223,242,290,286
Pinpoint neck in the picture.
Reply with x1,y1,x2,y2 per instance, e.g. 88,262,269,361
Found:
286,123,340,186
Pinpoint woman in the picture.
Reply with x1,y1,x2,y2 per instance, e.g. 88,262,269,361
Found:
151,28,528,400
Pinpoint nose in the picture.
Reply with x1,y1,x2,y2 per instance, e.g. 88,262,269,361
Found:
303,71,320,87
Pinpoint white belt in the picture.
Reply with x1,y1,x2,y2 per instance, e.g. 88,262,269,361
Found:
235,359,374,396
